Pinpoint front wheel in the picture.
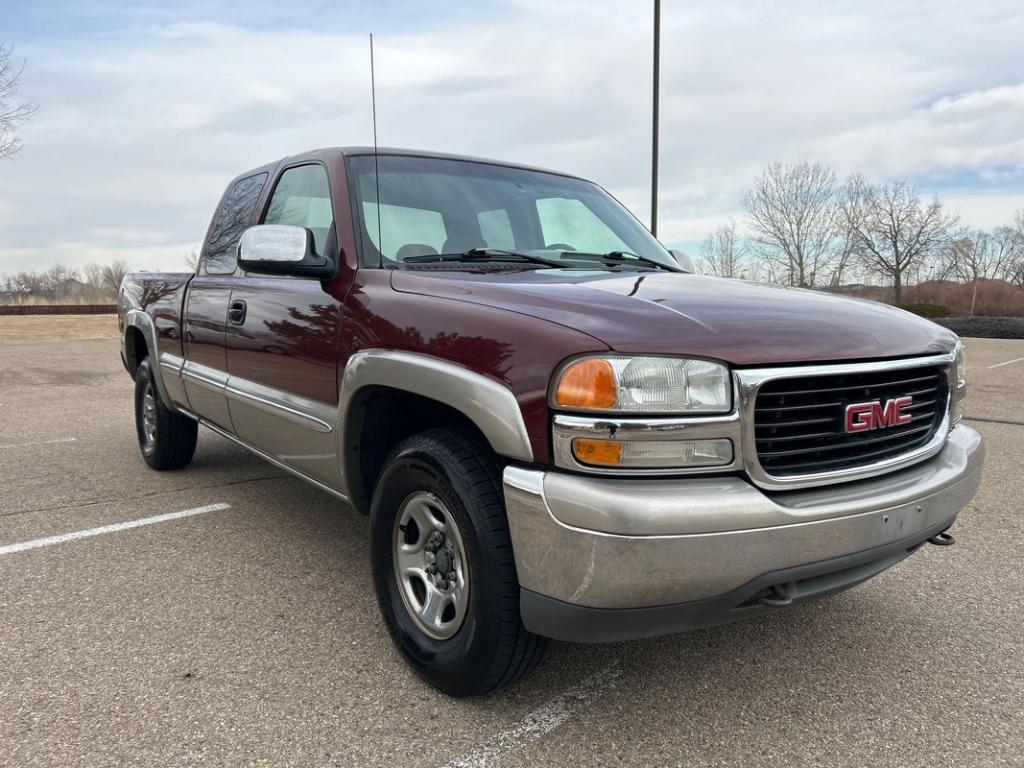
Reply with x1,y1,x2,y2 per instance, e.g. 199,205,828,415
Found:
370,428,547,696
134,358,197,470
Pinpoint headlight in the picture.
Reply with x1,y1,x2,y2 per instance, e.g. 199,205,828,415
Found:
954,340,966,385
553,356,731,413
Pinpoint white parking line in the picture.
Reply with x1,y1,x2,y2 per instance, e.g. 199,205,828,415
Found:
441,662,622,768
0,436,78,449
988,355,1024,369
0,503,232,557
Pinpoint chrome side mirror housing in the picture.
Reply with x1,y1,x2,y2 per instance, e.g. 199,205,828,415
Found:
238,225,336,279
670,249,695,273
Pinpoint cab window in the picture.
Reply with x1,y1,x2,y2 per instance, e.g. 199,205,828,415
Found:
262,164,334,255
204,172,268,275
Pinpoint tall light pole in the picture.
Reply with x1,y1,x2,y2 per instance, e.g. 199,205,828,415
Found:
651,0,661,237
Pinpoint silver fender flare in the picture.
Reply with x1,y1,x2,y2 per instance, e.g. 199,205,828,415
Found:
123,309,179,413
338,349,535,502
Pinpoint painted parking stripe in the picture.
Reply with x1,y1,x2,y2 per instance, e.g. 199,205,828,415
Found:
441,662,622,768
0,503,232,557
988,355,1024,370
0,436,78,449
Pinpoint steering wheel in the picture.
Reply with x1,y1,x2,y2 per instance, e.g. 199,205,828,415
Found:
545,243,576,251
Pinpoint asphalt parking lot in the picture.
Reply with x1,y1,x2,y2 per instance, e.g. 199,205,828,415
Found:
1,318,1022,768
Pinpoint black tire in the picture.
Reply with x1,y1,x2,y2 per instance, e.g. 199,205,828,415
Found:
370,428,548,696
134,357,197,470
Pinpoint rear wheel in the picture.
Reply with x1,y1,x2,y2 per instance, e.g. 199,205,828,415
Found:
370,428,547,696
134,357,197,470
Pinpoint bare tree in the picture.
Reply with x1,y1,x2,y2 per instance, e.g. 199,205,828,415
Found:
1,260,132,304
80,263,115,301
100,260,130,295
0,44,37,159
42,264,78,293
81,263,105,290
829,174,871,288
743,161,843,288
184,249,199,271
699,221,746,278
943,230,1014,316
997,210,1024,287
845,179,960,305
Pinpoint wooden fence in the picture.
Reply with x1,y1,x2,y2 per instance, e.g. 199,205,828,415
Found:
0,304,117,316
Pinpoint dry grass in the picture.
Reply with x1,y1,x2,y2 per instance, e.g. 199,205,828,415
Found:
0,314,119,341
0,295,113,306
855,279,1024,317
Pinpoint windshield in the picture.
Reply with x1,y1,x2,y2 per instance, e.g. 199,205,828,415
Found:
348,154,676,270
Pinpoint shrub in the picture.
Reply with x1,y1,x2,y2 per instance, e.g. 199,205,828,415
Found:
936,316,1024,340
900,302,950,318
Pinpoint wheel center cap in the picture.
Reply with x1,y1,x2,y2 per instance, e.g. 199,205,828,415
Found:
435,547,452,574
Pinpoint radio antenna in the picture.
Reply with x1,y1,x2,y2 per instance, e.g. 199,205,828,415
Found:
370,33,383,266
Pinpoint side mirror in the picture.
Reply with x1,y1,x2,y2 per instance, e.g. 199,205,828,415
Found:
238,225,336,279
670,249,695,273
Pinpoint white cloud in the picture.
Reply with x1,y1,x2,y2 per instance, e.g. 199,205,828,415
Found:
1,0,1023,273
941,190,1024,231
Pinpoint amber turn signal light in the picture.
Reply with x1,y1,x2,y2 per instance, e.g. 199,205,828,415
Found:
572,438,623,466
555,359,617,409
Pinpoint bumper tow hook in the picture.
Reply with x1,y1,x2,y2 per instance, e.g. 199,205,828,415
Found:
928,530,956,546
756,581,796,607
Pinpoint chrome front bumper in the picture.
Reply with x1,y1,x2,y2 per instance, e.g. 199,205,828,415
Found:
504,426,984,642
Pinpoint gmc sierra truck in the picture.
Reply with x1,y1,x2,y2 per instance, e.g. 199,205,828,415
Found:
119,147,984,696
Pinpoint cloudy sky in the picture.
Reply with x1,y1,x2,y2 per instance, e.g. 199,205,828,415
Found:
1,0,1022,274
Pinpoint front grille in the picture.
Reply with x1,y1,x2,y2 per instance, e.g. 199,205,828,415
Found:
754,364,949,477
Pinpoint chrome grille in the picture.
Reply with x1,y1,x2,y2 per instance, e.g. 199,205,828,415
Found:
753,365,949,477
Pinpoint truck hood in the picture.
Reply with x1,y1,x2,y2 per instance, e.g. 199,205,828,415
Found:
392,269,957,366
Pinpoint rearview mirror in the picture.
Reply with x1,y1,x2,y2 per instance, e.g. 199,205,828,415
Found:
670,249,695,273
238,225,336,279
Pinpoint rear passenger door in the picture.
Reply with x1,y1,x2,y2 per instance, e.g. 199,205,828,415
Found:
183,172,268,431
224,163,344,486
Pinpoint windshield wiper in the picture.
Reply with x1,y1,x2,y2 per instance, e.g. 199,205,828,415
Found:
559,250,678,272
403,248,567,269
403,247,677,273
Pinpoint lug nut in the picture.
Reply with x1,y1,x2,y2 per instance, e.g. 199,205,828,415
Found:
425,551,435,564
426,531,445,552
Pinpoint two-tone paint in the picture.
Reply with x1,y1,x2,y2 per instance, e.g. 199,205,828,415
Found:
118,146,983,644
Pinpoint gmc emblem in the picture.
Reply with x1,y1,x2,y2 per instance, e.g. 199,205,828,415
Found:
845,397,913,433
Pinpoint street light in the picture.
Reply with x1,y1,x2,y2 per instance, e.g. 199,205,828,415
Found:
651,0,660,237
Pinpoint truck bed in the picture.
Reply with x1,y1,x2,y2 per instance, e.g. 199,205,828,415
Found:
118,272,193,359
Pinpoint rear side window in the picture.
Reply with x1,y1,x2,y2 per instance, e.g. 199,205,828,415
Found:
205,172,268,275
262,164,334,255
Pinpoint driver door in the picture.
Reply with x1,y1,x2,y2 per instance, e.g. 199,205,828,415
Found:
224,162,344,486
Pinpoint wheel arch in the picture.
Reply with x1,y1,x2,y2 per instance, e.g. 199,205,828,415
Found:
122,310,178,413
124,325,148,378
339,350,534,514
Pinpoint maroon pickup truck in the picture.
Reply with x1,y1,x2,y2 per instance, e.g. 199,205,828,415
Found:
119,147,984,696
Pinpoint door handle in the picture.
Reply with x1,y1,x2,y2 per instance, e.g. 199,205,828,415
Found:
228,299,247,325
